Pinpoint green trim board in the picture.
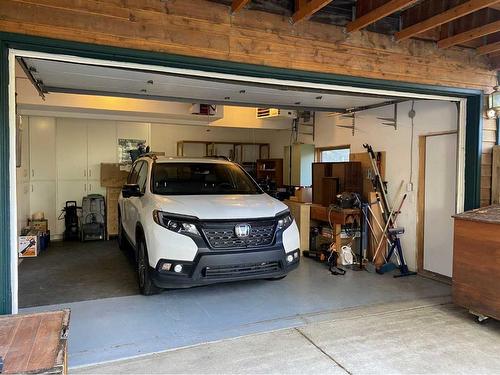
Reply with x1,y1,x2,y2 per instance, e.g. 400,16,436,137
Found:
0,32,484,314
0,41,11,315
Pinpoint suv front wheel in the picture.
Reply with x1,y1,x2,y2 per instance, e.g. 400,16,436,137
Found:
137,239,161,295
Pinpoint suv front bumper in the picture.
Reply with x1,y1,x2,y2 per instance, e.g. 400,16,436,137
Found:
151,247,300,288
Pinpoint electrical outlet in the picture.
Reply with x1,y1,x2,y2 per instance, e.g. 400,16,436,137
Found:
406,182,414,192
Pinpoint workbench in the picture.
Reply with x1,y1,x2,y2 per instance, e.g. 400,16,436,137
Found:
0,309,70,374
452,205,500,322
310,204,361,253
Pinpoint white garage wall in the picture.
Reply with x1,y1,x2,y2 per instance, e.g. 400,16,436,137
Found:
314,100,458,270
150,123,293,159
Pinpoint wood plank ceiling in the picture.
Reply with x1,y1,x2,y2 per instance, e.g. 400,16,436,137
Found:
210,0,500,70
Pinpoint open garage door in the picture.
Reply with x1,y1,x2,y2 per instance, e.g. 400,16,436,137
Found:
10,49,466,367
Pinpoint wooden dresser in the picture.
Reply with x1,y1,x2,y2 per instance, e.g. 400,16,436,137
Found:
452,205,500,321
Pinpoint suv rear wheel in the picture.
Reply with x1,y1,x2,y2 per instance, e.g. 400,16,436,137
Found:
137,239,161,295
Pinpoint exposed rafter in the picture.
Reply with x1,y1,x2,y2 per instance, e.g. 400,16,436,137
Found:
292,0,334,24
395,0,500,42
477,40,500,55
437,20,500,48
346,0,418,33
231,0,251,13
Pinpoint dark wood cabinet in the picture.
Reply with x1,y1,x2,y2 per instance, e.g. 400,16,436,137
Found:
312,162,362,205
256,159,284,187
452,205,500,321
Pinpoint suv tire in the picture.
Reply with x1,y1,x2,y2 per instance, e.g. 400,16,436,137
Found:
137,238,161,295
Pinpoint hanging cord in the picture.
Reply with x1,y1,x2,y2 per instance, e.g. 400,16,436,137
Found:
409,101,416,186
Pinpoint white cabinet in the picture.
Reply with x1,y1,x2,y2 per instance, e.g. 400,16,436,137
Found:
87,120,117,181
29,117,56,181
56,118,88,180
30,181,57,233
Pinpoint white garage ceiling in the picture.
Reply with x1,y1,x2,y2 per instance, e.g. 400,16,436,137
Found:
19,57,402,113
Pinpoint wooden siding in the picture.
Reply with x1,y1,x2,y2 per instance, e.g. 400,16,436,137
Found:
0,0,496,90
0,0,496,205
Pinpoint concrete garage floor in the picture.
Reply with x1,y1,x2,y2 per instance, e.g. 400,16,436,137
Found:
73,298,500,374
18,240,137,307
21,241,452,368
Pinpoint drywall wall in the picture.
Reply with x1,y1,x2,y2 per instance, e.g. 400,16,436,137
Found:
315,100,458,271
150,122,292,158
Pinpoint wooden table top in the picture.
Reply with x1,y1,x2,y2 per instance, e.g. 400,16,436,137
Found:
453,204,500,224
0,309,69,374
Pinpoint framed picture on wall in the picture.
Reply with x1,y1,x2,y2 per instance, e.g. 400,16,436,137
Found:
118,138,146,164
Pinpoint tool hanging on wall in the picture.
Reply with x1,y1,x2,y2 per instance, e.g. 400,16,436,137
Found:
363,143,416,278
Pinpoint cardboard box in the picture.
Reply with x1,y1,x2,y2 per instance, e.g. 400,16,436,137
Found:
18,235,38,258
28,219,48,232
101,163,129,188
293,187,312,203
106,187,122,238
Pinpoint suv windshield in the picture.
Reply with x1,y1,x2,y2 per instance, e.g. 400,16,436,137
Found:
152,162,263,195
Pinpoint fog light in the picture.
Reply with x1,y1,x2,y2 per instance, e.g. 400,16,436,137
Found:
174,264,183,273
294,251,298,259
161,262,172,271
286,254,294,263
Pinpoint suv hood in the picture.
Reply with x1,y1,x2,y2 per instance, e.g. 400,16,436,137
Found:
154,194,288,220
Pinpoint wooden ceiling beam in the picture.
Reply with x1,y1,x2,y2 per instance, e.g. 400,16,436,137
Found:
438,20,500,48
477,40,500,55
292,0,334,24
346,0,419,33
395,0,500,42
231,0,251,13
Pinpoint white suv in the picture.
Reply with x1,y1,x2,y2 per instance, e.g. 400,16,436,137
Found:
118,155,300,295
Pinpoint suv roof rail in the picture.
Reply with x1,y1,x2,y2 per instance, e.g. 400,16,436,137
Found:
203,155,231,161
141,152,160,160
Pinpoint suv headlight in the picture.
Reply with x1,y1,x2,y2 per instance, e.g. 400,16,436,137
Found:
276,210,294,230
153,210,201,236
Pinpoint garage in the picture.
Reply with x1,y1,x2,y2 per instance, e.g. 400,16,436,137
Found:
0,0,499,374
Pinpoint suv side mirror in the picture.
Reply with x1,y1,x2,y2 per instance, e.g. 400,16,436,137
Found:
122,183,143,198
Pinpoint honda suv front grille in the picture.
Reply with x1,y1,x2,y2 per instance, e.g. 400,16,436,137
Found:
201,220,276,249
203,261,281,279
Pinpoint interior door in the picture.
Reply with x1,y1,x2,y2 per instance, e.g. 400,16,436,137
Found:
56,118,88,181
423,133,457,277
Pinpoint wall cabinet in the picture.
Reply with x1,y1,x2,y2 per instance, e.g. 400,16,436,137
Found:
29,117,56,181
56,119,89,180
87,120,118,181
26,117,124,237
